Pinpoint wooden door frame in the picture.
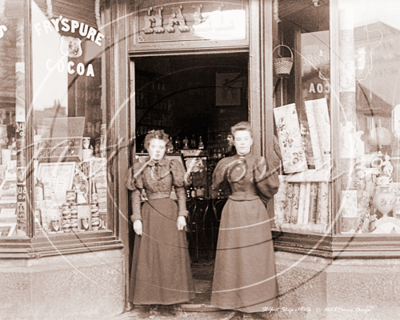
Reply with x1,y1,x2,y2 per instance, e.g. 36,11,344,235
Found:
123,0,274,308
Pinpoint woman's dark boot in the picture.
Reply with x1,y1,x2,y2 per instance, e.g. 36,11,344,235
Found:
159,304,177,316
148,304,159,317
224,311,244,320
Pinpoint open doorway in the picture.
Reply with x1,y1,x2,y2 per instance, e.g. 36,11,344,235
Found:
130,52,249,305
134,53,249,154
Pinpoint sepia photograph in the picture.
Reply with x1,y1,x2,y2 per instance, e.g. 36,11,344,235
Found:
0,0,398,319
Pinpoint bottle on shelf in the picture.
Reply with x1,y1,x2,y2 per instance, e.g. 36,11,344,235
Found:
190,185,196,198
34,177,44,202
175,136,181,150
198,136,204,150
190,135,197,149
183,136,189,150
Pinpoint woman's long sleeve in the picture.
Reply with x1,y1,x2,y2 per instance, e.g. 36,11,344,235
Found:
254,156,280,202
212,157,230,190
131,189,142,221
171,160,189,217
125,162,144,221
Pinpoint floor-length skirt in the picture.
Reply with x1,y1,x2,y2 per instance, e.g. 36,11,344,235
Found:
129,198,194,305
211,198,279,313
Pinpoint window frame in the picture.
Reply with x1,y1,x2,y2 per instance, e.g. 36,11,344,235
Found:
0,0,123,257
272,0,400,259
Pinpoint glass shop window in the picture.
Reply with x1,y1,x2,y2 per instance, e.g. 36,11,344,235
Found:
338,0,400,235
31,0,108,235
272,0,331,234
0,0,27,238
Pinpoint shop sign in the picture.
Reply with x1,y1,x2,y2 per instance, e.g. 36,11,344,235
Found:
0,25,6,38
137,2,246,43
309,82,330,94
34,17,103,78
45,59,95,77
33,17,104,46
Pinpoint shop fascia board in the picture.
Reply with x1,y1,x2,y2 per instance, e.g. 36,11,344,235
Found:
128,44,249,57
0,230,123,259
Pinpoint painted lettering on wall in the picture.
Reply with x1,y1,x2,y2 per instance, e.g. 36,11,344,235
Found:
33,16,104,46
0,25,7,38
142,4,232,35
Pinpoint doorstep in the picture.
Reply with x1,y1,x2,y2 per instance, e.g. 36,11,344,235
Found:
181,303,219,312
127,262,218,314
181,262,215,311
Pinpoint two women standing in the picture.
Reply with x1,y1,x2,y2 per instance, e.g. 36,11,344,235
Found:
126,122,280,319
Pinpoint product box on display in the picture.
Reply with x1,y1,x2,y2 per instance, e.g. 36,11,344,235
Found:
35,117,85,162
274,103,308,174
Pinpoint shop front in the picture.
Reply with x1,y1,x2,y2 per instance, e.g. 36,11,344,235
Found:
2,0,400,319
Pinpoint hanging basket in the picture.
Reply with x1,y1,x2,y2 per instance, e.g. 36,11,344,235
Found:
273,45,293,76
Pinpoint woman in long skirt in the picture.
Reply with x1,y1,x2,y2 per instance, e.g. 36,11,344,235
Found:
126,130,194,316
211,122,280,320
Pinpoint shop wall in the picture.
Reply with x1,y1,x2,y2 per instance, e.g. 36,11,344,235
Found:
103,0,132,308
0,250,124,319
274,251,400,320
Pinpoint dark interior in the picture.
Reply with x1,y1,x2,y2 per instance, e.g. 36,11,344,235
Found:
134,53,249,153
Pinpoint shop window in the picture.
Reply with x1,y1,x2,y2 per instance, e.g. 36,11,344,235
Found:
273,0,331,234
31,0,108,236
338,0,400,235
0,0,26,237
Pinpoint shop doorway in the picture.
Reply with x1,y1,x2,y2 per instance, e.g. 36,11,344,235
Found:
129,52,249,305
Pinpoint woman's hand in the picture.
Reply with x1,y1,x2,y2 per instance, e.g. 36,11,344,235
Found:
177,216,186,231
133,219,142,236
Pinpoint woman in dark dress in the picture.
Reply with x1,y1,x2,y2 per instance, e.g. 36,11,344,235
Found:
126,130,194,316
211,122,280,320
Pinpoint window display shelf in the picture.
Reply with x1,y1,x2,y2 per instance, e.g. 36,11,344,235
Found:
273,230,400,259
286,168,330,183
277,223,329,234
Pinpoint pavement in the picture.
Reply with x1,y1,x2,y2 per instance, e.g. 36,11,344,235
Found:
113,308,272,320
114,308,239,320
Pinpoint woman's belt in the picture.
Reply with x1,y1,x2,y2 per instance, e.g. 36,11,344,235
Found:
147,192,171,200
229,192,260,201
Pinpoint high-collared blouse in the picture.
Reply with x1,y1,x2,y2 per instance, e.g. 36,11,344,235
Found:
125,157,188,221
212,153,280,203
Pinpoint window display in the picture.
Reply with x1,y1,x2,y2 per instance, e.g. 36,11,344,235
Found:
0,0,25,237
338,0,400,234
272,0,331,234
31,0,108,236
